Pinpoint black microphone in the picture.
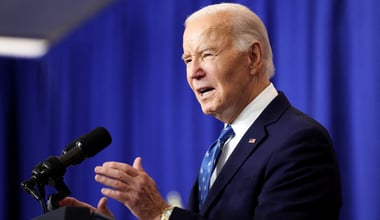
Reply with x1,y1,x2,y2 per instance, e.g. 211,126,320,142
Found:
59,126,112,166
24,126,112,186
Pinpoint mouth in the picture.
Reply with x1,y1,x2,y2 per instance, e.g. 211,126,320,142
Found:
197,87,215,97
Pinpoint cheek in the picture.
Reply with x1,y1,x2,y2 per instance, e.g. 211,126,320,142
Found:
219,70,249,100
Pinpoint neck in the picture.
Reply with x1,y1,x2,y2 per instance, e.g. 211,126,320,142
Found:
217,80,271,124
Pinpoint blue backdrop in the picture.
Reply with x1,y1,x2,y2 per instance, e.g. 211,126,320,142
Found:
0,0,379,219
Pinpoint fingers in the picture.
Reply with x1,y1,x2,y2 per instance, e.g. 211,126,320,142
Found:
94,157,146,187
133,157,145,172
96,197,115,219
60,197,90,207
94,158,144,200
97,197,108,210
93,157,149,202
60,197,114,220
101,161,139,176
59,197,77,207
93,157,167,220
99,187,127,203
95,161,138,179
59,197,97,212
95,168,133,187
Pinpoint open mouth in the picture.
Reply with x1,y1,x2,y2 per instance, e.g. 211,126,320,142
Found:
198,87,214,96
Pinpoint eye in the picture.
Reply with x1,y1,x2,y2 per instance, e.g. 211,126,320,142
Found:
201,50,215,61
182,56,192,64
184,58,192,64
202,52,212,58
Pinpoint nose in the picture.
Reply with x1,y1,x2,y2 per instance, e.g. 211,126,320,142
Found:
187,58,205,80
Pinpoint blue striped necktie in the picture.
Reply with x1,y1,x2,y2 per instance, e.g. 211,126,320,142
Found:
198,125,235,208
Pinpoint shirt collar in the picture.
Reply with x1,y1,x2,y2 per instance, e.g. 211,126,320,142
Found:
229,83,278,138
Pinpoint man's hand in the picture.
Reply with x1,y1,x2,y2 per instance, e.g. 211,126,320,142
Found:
59,196,115,219
95,157,169,220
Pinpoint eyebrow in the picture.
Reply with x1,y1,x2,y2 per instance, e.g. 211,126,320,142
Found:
181,48,214,61
181,24,228,61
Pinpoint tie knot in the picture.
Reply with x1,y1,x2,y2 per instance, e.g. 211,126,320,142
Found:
217,125,235,145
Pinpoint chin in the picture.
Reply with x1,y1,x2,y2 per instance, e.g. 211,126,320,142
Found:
201,106,217,117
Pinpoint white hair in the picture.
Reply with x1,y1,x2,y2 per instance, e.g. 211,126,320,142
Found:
185,3,275,78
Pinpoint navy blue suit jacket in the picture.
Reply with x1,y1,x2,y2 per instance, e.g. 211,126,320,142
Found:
170,92,341,220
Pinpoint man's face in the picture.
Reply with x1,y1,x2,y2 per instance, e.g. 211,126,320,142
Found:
182,15,254,123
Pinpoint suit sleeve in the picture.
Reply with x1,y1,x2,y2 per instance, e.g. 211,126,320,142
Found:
253,126,341,220
169,207,207,220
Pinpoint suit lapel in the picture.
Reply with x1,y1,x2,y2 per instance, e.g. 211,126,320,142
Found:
200,92,291,213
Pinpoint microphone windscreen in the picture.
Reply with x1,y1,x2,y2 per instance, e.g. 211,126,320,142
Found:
78,126,112,157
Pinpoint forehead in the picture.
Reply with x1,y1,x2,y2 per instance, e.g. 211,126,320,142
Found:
183,14,233,52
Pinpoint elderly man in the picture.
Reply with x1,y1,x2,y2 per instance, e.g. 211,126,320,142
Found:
61,3,342,220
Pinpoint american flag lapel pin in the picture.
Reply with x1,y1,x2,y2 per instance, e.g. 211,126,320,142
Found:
248,138,256,144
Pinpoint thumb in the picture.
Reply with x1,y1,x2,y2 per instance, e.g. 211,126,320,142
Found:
96,197,114,219
133,157,145,172
97,197,109,210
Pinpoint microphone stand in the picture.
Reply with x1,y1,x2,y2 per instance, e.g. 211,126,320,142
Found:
47,176,71,211
21,157,70,214
22,172,113,220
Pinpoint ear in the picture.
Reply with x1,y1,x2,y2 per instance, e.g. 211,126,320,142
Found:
248,42,263,75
